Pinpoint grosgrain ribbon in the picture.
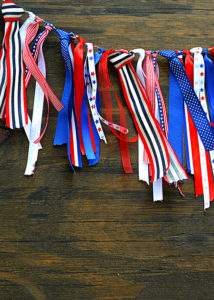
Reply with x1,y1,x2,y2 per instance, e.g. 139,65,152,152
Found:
54,29,81,168
25,23,54,175
23,17,64,144
132,49,149,184
109,51,187,183
99,50,138,174
0,1,27,128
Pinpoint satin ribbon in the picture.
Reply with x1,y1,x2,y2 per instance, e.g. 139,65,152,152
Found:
168,53,184,165
159,50,214,152
53,29,81,168
74,36,92,156
0,1,27,128
24,23,54,175
22,17,64,144
85,49,106,165
109,51,188,183
85,43,107,143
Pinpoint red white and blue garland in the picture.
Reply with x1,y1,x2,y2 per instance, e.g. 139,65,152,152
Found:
1,1,214,210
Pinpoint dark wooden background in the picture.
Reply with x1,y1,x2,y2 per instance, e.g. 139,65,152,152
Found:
0,0,214,299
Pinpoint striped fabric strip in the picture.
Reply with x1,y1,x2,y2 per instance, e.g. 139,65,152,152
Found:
109,51,188,183
23,18,64,143
24,23,54,175
0,1,27,128
109,51,169,182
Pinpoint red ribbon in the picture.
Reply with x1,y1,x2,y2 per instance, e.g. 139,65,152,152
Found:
184,51,214,201
99,50,138,173
73,37,96,155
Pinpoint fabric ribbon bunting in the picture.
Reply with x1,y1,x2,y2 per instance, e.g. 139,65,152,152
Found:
0,1,27,129
2,0,214,209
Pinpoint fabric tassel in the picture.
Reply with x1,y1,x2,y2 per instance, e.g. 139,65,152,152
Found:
24,23,54,175
132,49,149,184
74,36,95,156
22,17,64,144
191,47,214,209
53,29,81,168
109,51,187,183
142,51,163,200
19,12,37,142
99,50,138,174
0,1,27,128
159,50,214,152
168,52,184,166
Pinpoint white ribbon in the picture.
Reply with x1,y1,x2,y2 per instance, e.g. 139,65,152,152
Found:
132,49,150,185
191,47,211,209
24,38,46,175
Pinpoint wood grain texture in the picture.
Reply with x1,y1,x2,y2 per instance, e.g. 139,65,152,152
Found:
0,0,214,299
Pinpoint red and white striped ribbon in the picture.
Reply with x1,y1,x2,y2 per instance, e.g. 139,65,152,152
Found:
23,17,64,144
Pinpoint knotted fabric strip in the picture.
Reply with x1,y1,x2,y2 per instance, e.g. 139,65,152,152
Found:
191,47,214,209
132,49,149,184
19,12,37,142
143,51,163,200
159,50,214,152
168,51,184,166
109,51,187,182
109,51,168,181
99,50,138,174
25,23,54,175
54,29,81,168
0,1,27,128
23,17,64,144
85,43,107,143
